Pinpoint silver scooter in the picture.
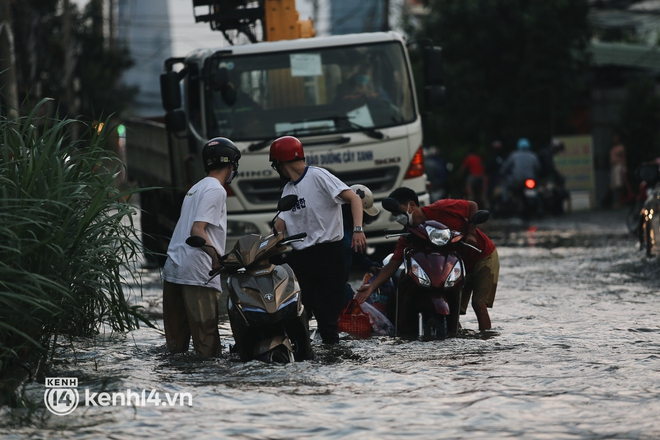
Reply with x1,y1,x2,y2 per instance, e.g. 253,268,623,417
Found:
186,195,312,363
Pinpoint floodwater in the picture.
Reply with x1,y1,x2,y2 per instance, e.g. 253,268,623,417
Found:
2,209,660,439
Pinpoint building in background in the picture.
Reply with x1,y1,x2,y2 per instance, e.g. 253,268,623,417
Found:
117,0,228,116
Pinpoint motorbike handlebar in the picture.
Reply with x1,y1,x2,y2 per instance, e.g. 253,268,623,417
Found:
460,241,482,253
280,232,307,245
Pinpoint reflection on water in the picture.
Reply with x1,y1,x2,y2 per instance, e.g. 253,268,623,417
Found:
2,210,660,439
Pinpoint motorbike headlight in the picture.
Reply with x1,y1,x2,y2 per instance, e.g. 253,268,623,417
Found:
409,257,431,287
426,225,451,247
444,261,463,288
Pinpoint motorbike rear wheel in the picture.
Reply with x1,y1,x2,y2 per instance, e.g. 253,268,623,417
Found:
424,315,448,340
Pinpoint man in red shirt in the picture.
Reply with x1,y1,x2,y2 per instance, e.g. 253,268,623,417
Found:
355,187,499,331
459,152,487,207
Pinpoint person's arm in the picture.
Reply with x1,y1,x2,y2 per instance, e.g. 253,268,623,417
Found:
190,221,222,272
354,257,402,303
273,218,286,234
464,200,478,247
338,189,366,253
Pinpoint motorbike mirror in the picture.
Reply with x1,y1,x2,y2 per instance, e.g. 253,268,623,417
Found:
470,210,490,225
381,198,402,214
277,194,299,212
186,236,207,248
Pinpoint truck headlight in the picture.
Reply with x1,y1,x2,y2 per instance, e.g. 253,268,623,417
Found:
444,261,463,288
227,220,260,236
425,225,451,246
409,257,431,287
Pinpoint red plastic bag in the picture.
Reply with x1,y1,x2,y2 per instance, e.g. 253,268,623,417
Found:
338,299,371,339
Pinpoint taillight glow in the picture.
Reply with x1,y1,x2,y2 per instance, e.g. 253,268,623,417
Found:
404,145,425,179
525,179,536,189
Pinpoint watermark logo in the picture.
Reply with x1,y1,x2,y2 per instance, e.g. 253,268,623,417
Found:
44,377,193,415
44,377,79,416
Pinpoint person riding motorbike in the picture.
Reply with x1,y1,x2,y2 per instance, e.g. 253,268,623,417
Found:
537,138,569,215
355,187,499,332
500,138,541,207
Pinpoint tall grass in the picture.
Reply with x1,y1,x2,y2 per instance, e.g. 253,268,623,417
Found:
0,100,152,377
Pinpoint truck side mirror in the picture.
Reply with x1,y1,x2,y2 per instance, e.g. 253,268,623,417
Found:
165,109,187,132
422,46,443,86
160,71,182,111
424,85,445,111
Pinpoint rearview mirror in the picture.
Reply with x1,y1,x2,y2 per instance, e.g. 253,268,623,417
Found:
471,210,490,225
422,46,443,86
165,109,187,132
382,198,402,214
186,236,207,248
277,195,299,212
160,71,182,111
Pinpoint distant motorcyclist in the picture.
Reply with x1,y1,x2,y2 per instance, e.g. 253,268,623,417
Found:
538,138,566,185
500,138,541,203
537,138,569,214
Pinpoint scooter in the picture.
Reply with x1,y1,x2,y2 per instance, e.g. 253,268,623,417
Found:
490,178,540,220
380,198,490,339
635,161,660,257
186,195,313,363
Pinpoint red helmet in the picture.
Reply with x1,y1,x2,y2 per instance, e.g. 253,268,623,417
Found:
269,136,304,162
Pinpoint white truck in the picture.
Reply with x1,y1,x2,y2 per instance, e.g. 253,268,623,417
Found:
125,5,443,266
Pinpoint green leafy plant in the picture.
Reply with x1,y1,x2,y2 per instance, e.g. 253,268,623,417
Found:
0,99,152,377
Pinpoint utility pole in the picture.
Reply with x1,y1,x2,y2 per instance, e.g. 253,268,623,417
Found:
90,0,104,40
108,0,116,51
380,0,390,31
0,0,19,118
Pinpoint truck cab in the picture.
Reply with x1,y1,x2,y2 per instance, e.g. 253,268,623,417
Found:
128,31,441,264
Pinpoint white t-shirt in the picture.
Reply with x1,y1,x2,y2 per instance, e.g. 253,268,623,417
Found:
279,166,349,250
162,177,227,289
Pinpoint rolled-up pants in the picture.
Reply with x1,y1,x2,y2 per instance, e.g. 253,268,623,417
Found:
163,281,221,357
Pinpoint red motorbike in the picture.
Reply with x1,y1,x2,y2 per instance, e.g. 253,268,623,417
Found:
381,198,489,339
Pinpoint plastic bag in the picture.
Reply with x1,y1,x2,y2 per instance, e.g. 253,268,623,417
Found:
359,301,395,336
338,299,371,339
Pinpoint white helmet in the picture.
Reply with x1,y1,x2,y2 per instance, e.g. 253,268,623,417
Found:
350,184,380,217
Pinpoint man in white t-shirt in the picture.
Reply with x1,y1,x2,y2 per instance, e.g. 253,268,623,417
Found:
270,136,367,344
162,137,241,357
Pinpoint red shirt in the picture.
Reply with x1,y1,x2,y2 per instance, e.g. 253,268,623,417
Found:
392,199,495,269
461,154,485,176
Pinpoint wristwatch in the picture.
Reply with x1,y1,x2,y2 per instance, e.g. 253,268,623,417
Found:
353,226,364,233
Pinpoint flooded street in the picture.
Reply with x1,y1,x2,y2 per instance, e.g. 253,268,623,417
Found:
2,209,660,439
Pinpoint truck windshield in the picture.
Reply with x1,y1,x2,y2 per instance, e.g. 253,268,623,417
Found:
207,41,416,141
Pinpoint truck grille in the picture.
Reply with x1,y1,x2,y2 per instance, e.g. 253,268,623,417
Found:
238,166,400,204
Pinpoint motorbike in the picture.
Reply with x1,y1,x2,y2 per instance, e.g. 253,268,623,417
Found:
380,198,490,339
538,177,569,216
490,178,540,220
634,161,660,257
186,195,313,363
